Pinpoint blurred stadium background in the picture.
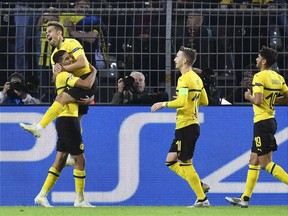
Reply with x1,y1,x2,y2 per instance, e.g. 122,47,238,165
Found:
0,0,287,104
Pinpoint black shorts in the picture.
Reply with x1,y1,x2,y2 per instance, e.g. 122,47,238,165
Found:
169,124,200,161
64,73,97,115
251,118,278,156
78,105,89,115
64,72,97,100
56,117,84,155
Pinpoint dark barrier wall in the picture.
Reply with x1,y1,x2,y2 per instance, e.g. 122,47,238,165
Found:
0,106,287,206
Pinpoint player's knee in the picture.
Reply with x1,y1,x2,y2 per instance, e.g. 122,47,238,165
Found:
260,162,270,170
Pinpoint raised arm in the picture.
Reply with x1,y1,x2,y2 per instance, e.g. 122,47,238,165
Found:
61,54,87,72
74,65,97,90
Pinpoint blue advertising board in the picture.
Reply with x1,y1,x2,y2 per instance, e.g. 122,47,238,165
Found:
0,106,287,206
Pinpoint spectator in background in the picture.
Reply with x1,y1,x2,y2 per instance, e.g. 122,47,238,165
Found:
274,0,288,43
14,1,44,74
172,1,216,86
59,0,110,71
234,64,257,103
125,1,166,90
240,64,256,89
36,4,60,102
63,0,104,68
187,12,215,71
267,0,288,75
110,71,147,104
0,2,15,86
217,0,236,76
61,0,110,103
111,71,168,105
172,0,191,52
0,72,40,105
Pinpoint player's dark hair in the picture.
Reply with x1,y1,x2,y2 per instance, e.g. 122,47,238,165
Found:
259,46,277,67
47,21,64,33
179,46,197,65
53,50,67,64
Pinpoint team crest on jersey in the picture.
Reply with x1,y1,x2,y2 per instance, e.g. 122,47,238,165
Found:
68,73,75,80
80,143,84,150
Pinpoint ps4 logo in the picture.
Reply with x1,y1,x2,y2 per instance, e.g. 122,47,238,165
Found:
0,111,287,204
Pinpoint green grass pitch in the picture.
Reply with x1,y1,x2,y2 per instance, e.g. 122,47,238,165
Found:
0,206,288,216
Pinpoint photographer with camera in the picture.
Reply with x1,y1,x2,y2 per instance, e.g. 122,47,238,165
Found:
194,67,231,105
111,71,168,105
0,72,40,105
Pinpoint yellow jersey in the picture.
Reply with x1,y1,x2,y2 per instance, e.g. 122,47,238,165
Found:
55,71,80,117
51,38,90,77
252,69,288,123
167,70,208,129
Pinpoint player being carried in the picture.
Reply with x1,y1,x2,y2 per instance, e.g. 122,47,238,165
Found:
20,21,97,137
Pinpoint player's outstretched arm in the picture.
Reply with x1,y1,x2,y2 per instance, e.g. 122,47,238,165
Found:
74,65,97,90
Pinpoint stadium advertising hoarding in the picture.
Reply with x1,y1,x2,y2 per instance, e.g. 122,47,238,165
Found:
0,106,287,206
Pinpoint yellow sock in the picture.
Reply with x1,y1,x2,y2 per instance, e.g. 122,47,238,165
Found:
40,101,64,128
74,169,86,201
181,163,206,200
265,162,288,184
166,161,186,180
241,164,260,200
40,167,60,197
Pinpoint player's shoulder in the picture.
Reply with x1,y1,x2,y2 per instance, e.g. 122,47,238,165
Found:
63,38,83,52
189,70,203,84
258,70,285,80
254,70,268,80
63,38,81,45
56,71,70,80
64,38,78,42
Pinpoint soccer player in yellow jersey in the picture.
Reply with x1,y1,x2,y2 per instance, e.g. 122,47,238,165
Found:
151,46,210,207
20,21,97,138
226,46,288,208
34,50,96,208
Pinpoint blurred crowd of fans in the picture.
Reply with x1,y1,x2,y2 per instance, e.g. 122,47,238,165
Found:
0,0,287,104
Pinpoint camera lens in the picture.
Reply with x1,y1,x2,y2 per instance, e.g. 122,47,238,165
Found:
123,76,135,90
11,81,23,91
